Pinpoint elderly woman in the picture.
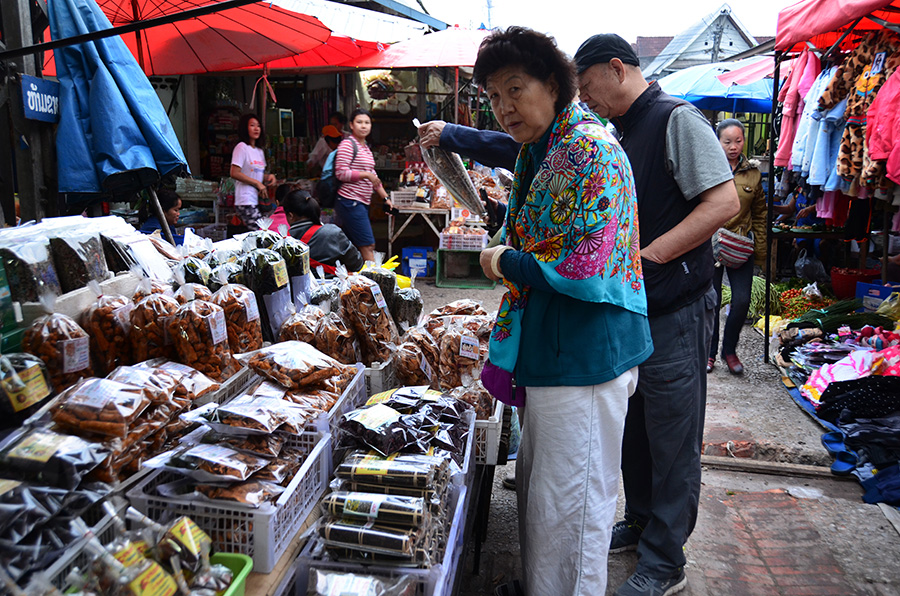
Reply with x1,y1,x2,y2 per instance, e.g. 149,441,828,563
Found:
476,27,652,596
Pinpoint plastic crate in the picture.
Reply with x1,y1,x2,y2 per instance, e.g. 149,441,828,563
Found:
127,430,331,574
212,553,253,596
364,357,397,397
390,189,418,208
293,484,468,596
474,400,504,465
197,223,228,242
42,501,123,590
438,233,488,251
435,250,496,289
317,364,366,433
195,365,258,407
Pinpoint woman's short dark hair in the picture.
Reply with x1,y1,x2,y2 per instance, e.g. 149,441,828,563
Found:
330,111,347,126
237,113,266,148
275,184,293,205
156,188,180,212
349,108,372,123
282,190,321,225
473,27,577,115
716,118,745,138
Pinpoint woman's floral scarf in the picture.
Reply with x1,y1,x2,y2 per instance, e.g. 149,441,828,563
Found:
488,102,647,373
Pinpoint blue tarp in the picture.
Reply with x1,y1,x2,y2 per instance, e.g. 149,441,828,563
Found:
657,61,775,114
49,0,188,200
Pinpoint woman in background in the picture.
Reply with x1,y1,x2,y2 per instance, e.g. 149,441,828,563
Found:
708,119,766,375
333,108,392,263
230,113,276,230
140,188,186,245
283,189,364,274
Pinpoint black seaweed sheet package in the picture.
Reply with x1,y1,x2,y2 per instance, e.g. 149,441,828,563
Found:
241,248,296,342
0,428,109,490
0,353,53,430
48,228,112,293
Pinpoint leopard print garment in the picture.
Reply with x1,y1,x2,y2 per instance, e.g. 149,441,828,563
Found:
818,30,900,181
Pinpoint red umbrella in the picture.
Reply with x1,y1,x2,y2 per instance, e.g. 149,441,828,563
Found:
345,26,491,69
245,34,383,71
43,0,331,76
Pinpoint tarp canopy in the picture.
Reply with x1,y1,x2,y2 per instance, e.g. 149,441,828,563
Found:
345,26,490,69
776,0,900,52
657,58,776,113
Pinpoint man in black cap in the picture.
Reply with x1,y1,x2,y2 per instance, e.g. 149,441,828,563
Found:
573,33,739,596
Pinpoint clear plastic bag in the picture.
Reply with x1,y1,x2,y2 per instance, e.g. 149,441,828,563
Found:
279,305,325,344
166,300,236,381
131,276,173,303
339,273,399,366
211,283,264,354
51,377,151,438
238,340,343,390
106,364,179,405
174,256,212,287
48,229,111,293
135,359,221,402
0,238,62,302
309,569,416,596
22,311,93,392
242,248,295,342
314,311,361,365
208,261,245,292
0,427,110,489
438,323,486,390
0,353,52,430
82,284,132,376
173,282,213,304
130,293,179,362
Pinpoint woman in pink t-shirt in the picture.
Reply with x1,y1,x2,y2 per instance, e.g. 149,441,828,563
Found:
334,108,393,262
230,113,276,230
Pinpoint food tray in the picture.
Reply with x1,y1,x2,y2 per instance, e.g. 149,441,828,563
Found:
195,364,258,407
390,189,418,208
212,552,254,596
364,357,397,397
438,233,488,251
127,430,331,574
292,484,468,596
474,400,504,466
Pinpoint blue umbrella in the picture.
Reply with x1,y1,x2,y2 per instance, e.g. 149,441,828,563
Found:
50,0,188,200
657,59,775,114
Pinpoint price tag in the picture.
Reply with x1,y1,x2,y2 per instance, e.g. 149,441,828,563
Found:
243,293,261,322
2,365,51,413
459,335,480,360
62,337,90,373
273,260,289,288
419,356,433,381
207,309,227,345
370,284,388,310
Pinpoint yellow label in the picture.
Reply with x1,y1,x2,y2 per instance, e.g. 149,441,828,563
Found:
167,517,211,559
2,365,51,413
354,454,391,475
127,561,178,596
7,431,65,463
273,260,289,288
346,403,400,431
113,541,146,567
0,479,21,496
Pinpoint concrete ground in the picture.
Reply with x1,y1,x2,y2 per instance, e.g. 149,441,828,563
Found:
414,281,900,596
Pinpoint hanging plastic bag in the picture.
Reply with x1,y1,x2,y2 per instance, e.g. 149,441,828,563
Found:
22,294,93,392
82,281,133,376
801,281,823,301
242,248,296,342
794,249,828,284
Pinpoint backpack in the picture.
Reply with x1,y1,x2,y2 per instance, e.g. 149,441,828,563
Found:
315,138,357,208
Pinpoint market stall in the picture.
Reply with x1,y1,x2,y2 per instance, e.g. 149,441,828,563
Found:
761,0,900,503
0,213,503,593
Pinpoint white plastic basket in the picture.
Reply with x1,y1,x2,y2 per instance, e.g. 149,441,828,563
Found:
197,223,228,242
390,189,418,208
364,357,397,397
195,364,257,407
42,501,123,590
474,400,504,465
438,233,489,251
292,484,468,596
127,430,330,574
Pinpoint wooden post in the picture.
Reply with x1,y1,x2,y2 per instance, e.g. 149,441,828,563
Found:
416,67,427,122
2,0,48,222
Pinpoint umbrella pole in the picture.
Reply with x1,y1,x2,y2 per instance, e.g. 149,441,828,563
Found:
148,187,176,246
454,67,459,124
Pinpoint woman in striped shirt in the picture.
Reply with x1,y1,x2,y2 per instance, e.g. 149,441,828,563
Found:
334,108,392,263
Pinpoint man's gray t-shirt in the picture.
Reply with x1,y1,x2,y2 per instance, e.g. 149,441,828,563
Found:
665,106,734,201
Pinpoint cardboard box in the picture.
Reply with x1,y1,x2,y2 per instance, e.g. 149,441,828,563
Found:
856,281,900,312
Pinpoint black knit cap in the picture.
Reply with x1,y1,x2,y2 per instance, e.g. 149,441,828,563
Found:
573,33,640,73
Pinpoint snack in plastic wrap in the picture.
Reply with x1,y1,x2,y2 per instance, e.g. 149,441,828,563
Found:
428,299,487,318
170,443,270,482
338,403,432,456
438,324,485,390
309,569,415,596
244,229,282,250
253,447,305,484
360,265,398,305
242,248,295,342
174,256,211,287
173,282,213,304
391,285,424,332
0,239,62,302
449,381,494,420
201,430,286,459
340,274,399,365
238,341,342,390
106,365,179,405
130,293,179,362
279,306,325,344
394,340,436,389
166,300,236,381
314,311,361,365
135,359,221,402
308,277,340,313
273,235,311,306
196,480,285,507
321,492,427,528
49,229,111,293
82,285,133,376
22,311,93,392
51,377,151,438
131,276,173,303
0,428,109,489
0,353,53,430
203,247,239,269
208,261,244,292
210,283,264,354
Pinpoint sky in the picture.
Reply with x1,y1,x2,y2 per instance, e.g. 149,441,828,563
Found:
421,0,799,57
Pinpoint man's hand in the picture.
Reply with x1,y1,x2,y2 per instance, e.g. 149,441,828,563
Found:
418,121,447,149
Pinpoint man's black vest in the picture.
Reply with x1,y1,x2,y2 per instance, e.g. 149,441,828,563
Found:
612,82,714,316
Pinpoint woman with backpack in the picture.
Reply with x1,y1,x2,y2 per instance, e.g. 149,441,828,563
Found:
284,189,364,274
333,108,393,263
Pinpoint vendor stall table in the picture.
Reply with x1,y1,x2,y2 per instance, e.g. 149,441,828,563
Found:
387,208,450,257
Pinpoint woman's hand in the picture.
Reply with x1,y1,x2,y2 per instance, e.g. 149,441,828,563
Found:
480,246,507,281
797,205,816,219
254,180,267,193
264,173,277,186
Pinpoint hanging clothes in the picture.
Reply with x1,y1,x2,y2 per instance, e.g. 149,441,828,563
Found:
865,68,900,185
809,96,848,188
818,30,900,181
774,50,811,168
791,67,837,175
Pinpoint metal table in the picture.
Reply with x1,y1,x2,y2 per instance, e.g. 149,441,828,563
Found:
387,208,450,256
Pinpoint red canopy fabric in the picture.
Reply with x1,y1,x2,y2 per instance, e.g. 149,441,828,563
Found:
345,26,491,69
776,0,900,52
248,35,383,71
43,0,331,76
716,56,797,85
